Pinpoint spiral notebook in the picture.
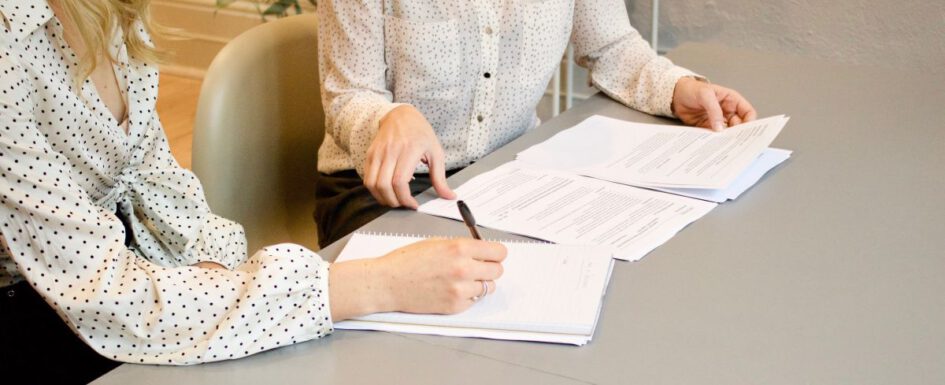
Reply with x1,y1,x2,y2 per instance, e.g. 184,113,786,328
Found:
333,232,615,345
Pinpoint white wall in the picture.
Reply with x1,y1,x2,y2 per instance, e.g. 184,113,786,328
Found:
628,0,945,76
543,0,945,119
153,1,945,89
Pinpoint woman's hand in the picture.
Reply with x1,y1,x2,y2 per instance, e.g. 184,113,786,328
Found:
671,77,757,131
328,238,507,321
364,105,456,209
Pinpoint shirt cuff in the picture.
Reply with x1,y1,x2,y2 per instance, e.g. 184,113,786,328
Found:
249,244,335,342
309,260,334,336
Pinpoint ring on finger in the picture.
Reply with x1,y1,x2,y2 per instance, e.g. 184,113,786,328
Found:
471,280,489,302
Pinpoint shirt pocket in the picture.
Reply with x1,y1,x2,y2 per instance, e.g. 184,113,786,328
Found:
519,0,573,91
384,16,462,101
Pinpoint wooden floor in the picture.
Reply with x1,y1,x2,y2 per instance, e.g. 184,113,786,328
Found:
156,74,202,169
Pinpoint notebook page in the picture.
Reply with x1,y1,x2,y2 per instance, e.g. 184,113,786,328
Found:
337,319,592,345
334,233,614,335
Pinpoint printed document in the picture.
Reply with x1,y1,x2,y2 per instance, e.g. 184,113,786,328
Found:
651,147,792,202
516,115,789,189
418,161,717,261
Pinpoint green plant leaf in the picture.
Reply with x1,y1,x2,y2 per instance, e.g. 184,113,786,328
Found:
217,0,314,18
262,2,288,16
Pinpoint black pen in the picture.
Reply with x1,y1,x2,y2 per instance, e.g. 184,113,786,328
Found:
456,200,482,240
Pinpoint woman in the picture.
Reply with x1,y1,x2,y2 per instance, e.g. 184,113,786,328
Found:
0,0,505,383
314,0,758,247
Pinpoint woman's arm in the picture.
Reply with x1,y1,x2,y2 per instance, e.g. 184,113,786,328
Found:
317,0,404,176
571,0,696,117
571,0,755,128
0,98,332,363
1,11,307,360
0,58,504,364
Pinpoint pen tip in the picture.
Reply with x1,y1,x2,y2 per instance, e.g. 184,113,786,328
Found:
457,200,476,225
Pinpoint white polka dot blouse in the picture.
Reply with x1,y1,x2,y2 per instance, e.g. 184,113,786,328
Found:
316,0,700,176
0,0,332,364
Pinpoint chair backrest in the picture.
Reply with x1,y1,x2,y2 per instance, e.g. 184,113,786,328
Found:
192,14,323,252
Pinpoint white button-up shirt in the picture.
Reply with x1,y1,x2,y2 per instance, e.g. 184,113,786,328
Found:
0,0,332,364
317,0,698,175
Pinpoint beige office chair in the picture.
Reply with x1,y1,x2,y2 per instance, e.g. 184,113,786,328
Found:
192,14,323,252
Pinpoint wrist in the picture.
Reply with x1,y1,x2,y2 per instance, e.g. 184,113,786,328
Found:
328,259,398,321
363,257,400,314
378,104,414,130
671,76,698,116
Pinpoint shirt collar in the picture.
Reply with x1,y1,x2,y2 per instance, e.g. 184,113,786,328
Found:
0,0,54,41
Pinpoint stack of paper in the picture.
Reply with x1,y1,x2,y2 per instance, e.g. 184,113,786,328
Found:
333,233,615,345
419,115,791,261
649,148,792,202
418,161,717,261
515,115,792,202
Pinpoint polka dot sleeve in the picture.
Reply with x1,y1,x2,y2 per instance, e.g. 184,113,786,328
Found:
317,0,407,177
0,67,333,364
572,0,701,118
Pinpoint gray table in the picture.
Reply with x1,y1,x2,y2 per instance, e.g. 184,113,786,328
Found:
95,43,945,385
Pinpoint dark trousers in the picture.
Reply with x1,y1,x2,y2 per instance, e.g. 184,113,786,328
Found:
314,169,460,248
0,281,119,384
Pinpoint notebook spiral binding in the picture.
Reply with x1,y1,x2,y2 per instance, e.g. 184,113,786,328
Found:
354,231,550,245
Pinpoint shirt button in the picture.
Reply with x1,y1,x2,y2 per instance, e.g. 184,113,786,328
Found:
6,289,14,298
484,26,493,35
484,72,491,79
477,115,484,123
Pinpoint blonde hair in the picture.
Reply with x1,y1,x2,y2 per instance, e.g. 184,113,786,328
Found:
53,0,163,81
